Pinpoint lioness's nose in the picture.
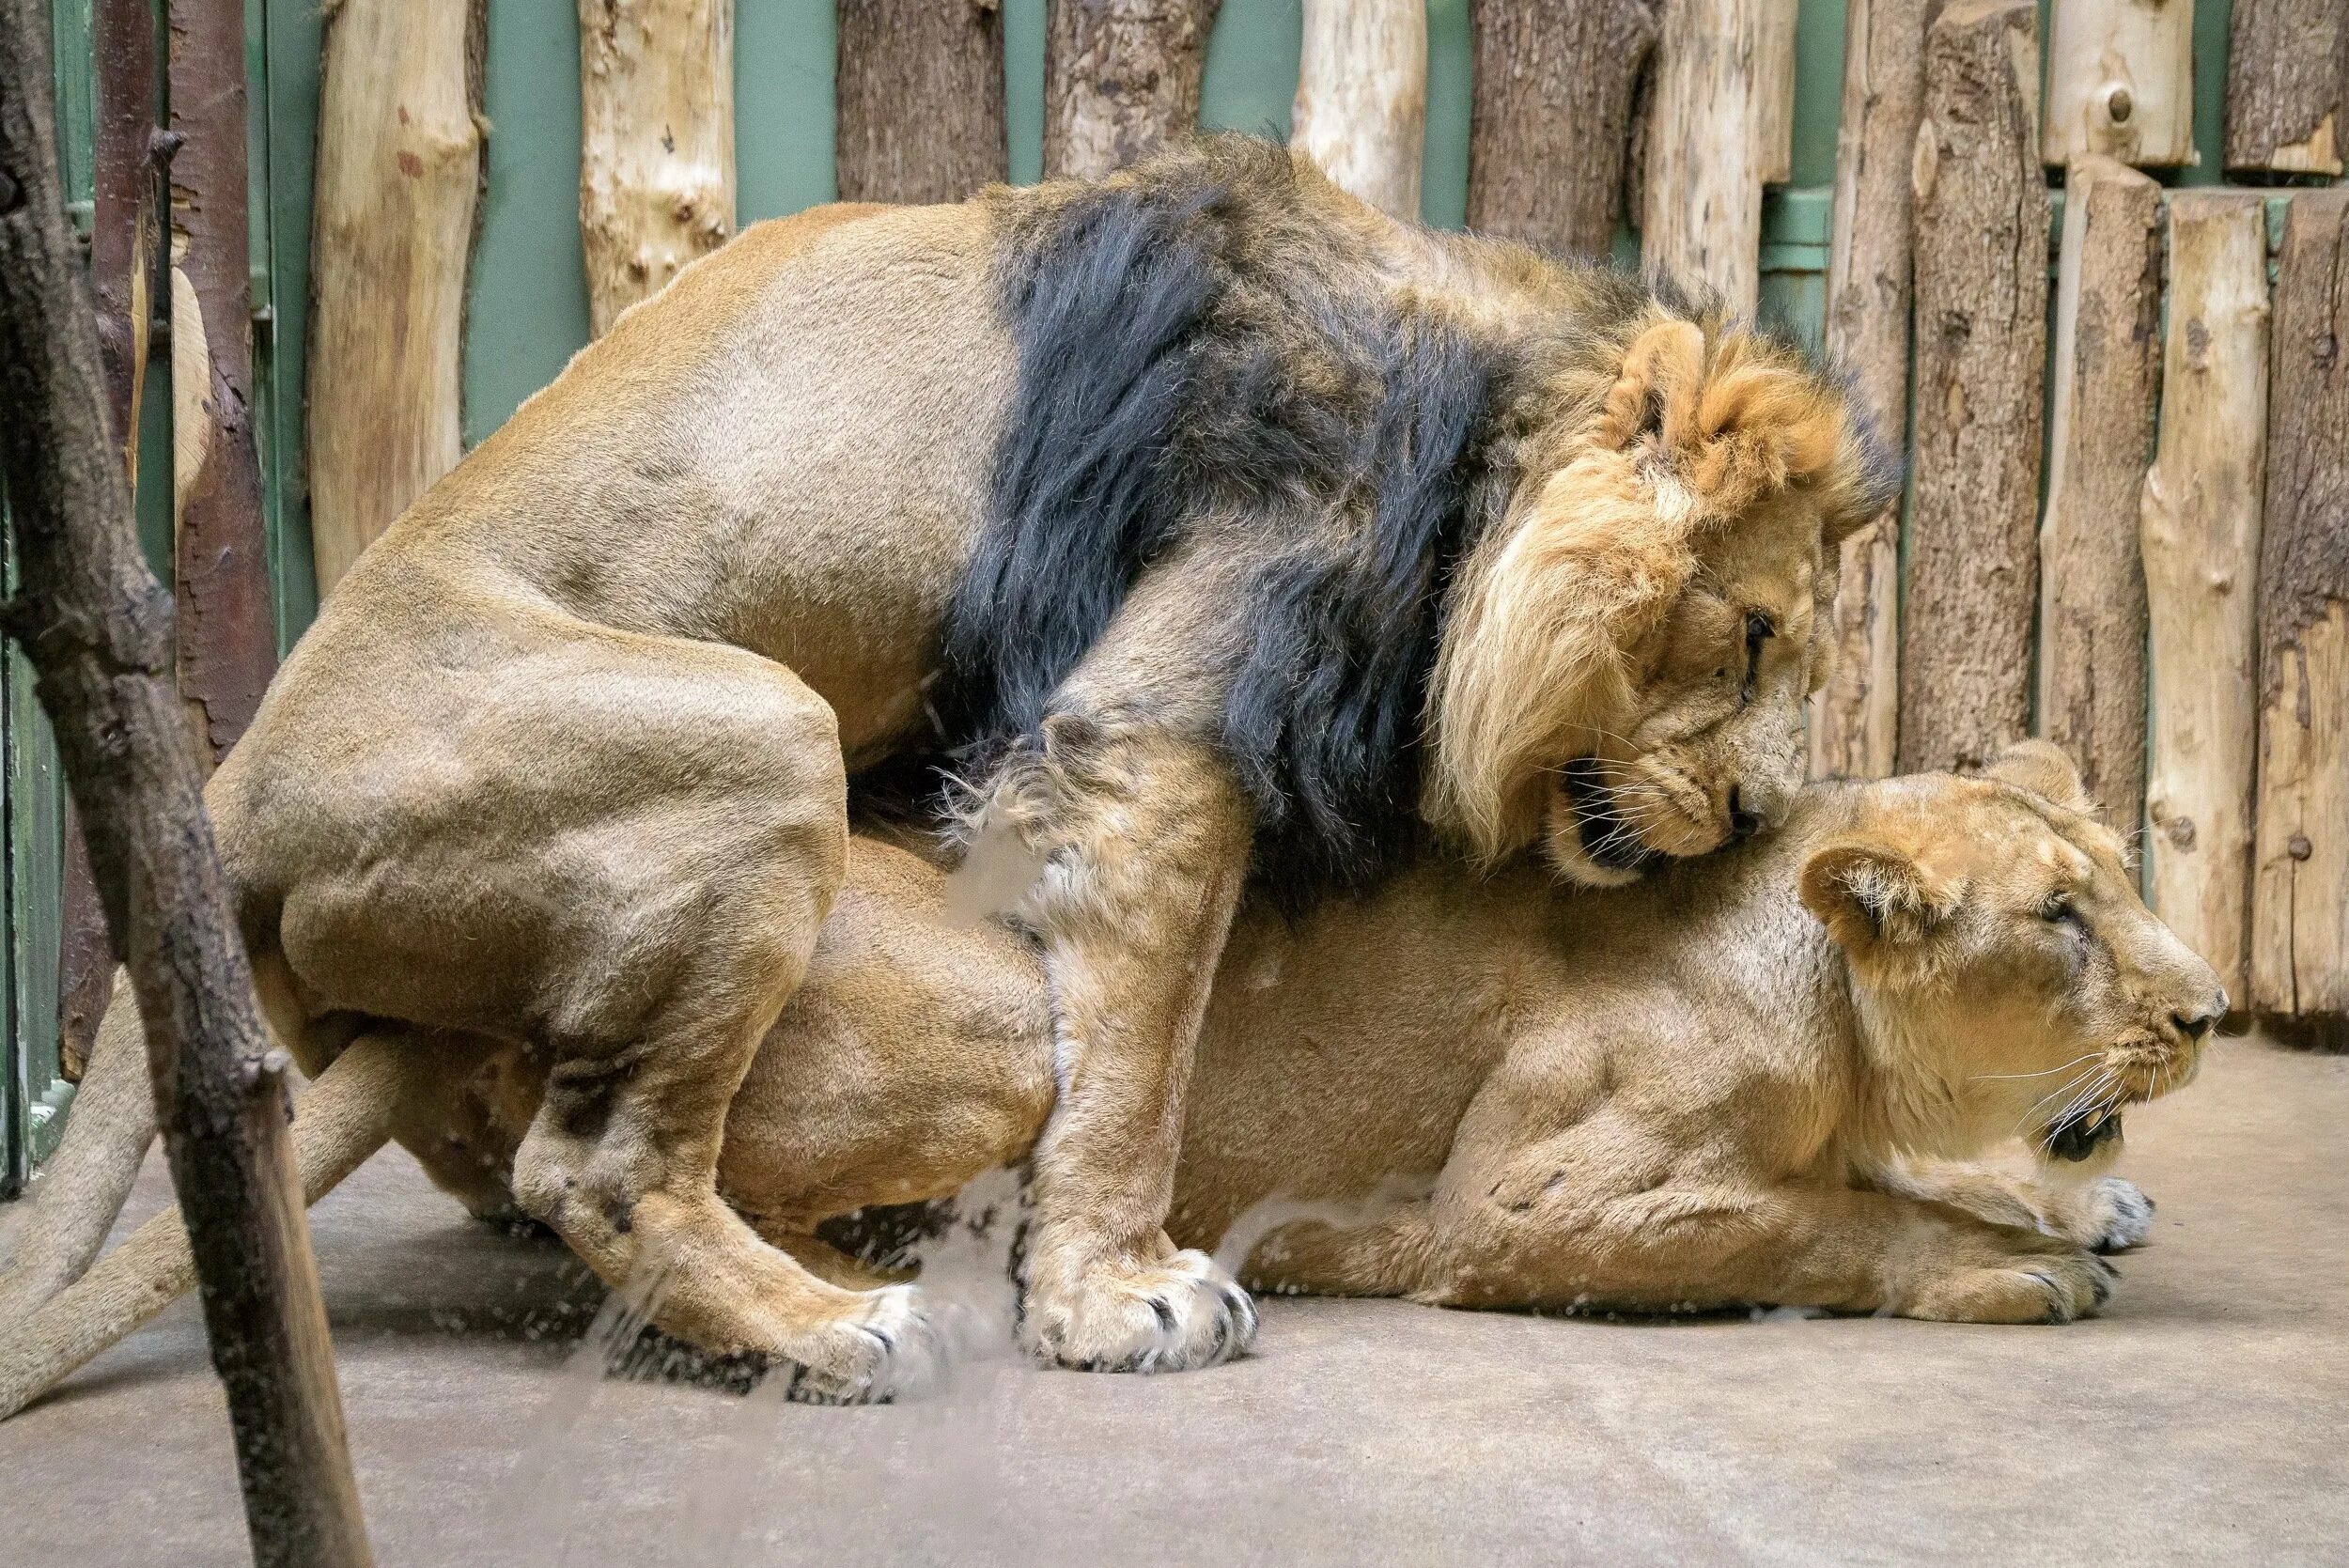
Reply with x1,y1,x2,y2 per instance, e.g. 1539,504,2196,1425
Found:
2173,988,2228,1041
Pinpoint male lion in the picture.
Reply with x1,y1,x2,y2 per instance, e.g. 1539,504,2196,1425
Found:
0,744,2226,1411
8,138,1892,1387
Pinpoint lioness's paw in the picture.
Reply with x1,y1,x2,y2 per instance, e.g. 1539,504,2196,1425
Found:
787,1284,951,1405
1905,1246,2117,1325
2072,1177,2155,1253
1023,1249,1257,1373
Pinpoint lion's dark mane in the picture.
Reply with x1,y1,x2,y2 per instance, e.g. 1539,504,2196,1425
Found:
934,138,1618,905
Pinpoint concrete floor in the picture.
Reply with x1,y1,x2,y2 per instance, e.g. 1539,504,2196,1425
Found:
1,1034,2342,1565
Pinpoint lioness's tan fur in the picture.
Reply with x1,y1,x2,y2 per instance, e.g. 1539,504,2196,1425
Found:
8,144,1894,1389
0,745,2225,1413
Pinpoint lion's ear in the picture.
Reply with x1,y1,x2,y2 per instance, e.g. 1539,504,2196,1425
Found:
1985,738,2099,816
1800,835,1965,961
1600,323,1865,523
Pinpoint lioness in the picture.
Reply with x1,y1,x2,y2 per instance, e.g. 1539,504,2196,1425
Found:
12,136,1895,1383
0,744,2225,1411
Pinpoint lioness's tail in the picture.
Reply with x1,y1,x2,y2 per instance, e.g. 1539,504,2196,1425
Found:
0,1032,412,1420
0,970,158,1322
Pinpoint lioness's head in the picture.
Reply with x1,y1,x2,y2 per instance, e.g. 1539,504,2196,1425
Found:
1428,313,1896,885
1799,741,2228,1163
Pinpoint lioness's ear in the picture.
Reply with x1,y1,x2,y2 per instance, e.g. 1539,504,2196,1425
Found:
1800,837,1964,956
1985,738,2099,817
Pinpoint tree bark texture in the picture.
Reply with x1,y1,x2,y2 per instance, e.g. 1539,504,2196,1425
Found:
59,0,169,1079
1758,0,1797,183
579,0,736,336
2141,191,2269,1005
2043,0,2195,167
2251,190,2349,1031
1042,0,1221,180
1809,0,1928,780
1291,0,1425,220
835,0,1007,204
0,7,373,1561
1464,0,1658,259
1898,0,2047,776
308,0,487,596
168,0,277,760
2034,155,2161,830
2224,0,2346,176
1641,0,1766,312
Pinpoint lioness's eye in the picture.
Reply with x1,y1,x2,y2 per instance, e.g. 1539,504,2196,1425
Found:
2040,893,2078,925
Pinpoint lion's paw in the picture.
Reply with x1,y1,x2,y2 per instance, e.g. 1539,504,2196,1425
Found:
2073,1177,2155,1253
1022,1249,1257,1373
787,1284,952,1405
1905,1245,2117,1325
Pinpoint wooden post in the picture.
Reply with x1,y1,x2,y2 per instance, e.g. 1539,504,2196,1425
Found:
2224,0,2345,177
835,0,1007,204
1463,0,1658,259
1758,0,1798,184
2035,155,2162,827
1042,0,1221,180
2141,192,2268,1004
579,0,735,336
0,6,374,1561
2251,191,2349,1034
1810,0,1929,780
1900,0,2046,776
309,0,487,597
57,0,167,1079
168,0,277,760
1641,0,1766,311
2043,0,2195,168
1291,0,1425,220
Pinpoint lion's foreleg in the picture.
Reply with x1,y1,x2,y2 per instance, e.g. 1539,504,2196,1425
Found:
981,715,1258,1372
1862,1156,2157,1255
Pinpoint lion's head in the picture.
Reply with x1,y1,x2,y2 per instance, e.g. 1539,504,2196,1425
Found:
1427,314,1897,885
1798,741,2228,1164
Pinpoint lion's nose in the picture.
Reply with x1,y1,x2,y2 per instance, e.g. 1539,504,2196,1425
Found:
1727,786,1762,842
2172,989,2227,1041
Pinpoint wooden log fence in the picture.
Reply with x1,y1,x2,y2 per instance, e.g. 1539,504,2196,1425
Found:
2142,192,2270,1008
2035,154,2162,827
1464,0,1657,260
835,0,1007,203
1900,0,2047,776
2225,0,2345,177
2043,0,2193,168
309,0,486,595
1291,0,1425,220
1044,0,1220,180
578,0,735,336
2251,191,2349,1038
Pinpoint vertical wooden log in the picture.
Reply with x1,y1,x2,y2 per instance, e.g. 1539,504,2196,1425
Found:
309,0,488,597
579,0,736,336
1899,0,2046,776
2224,0,2346,177
1042,0,1221,180
835,0,1007,204
1758,0,1798,184
2251,190,2349,1032
2141,192,2268,1003
0,8,374,1560
1291,0,1426,220
1463,0,1658,259
1641,0,1766,311
2043,0,2195,168
59,0,168,1079
2035,155,2162,827
168,0,277,760
1810,0,1929,780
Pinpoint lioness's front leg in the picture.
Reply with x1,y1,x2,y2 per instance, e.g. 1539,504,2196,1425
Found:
1866,1157,2157,1254
982,710,1257,1371
1249,1099,2117,1324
